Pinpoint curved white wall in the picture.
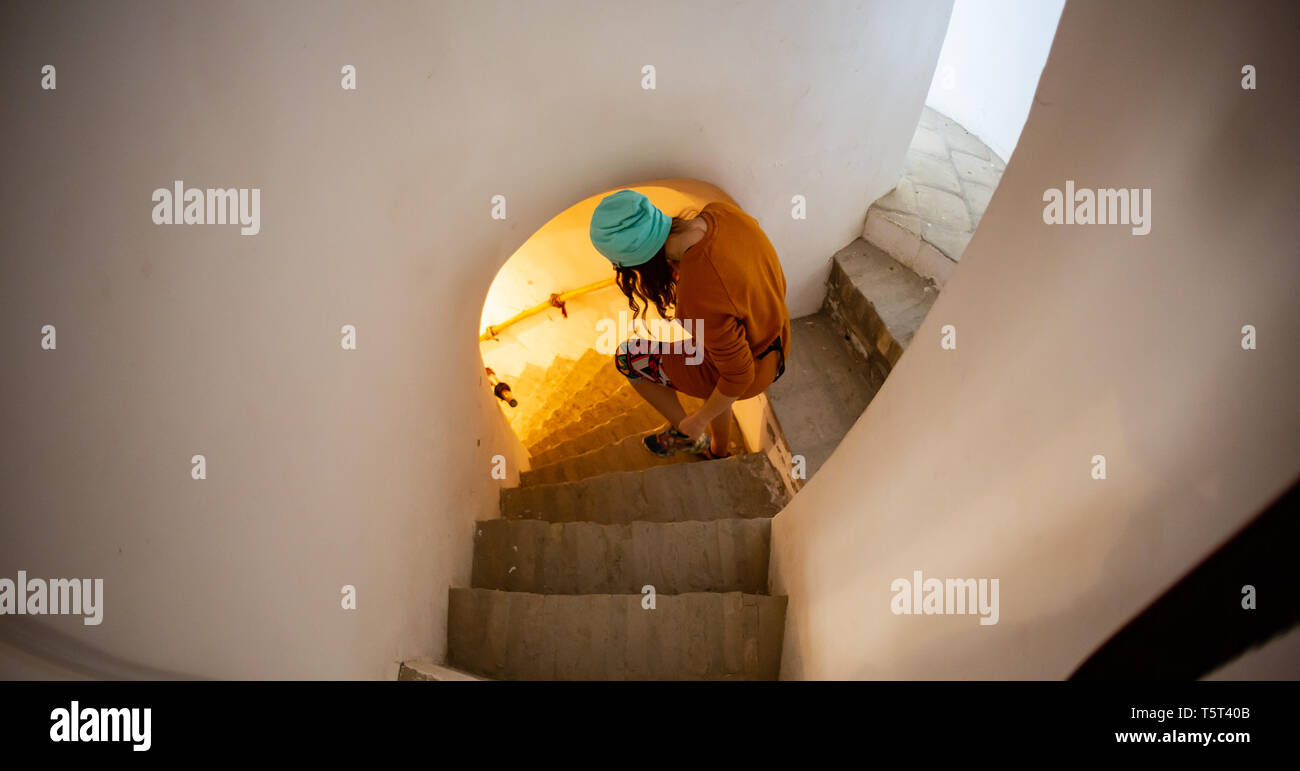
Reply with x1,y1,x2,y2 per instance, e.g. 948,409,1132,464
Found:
0,1,951,678
772,0,1300,679
925,0,1064,162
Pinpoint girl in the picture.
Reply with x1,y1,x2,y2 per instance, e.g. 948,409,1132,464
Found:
589,189,791,459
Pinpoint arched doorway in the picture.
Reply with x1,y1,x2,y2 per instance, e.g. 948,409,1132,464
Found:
476,178,739,458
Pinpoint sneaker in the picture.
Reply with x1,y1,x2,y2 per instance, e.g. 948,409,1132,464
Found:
701,445,731,461
643,427,710,457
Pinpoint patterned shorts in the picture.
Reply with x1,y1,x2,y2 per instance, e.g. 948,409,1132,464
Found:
614,338,675,389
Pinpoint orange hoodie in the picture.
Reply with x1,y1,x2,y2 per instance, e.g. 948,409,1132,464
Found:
661,201,791,400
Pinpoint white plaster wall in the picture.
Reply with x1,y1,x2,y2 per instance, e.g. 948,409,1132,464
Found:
925,0,1065,162
773,0,1300,679
0,0,950,678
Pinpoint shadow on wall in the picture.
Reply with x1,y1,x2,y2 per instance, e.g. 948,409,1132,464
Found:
1072,475,1300,679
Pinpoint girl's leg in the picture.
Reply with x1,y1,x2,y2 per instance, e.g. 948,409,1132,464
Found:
617,340,689,429
708,405,732,456
616,340,713,456
630,378,688,429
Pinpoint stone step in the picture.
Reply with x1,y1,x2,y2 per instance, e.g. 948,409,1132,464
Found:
471,518,771,594
447,588,786,680
570,365,631,402
491,364,543,429
764,311,881,482
522,420,748,487
509,362,548,399
516,362,549,384
513,355,576,434
529,387,711,458
518,353,586,441
397,659,488,681
526,379,643,450
572,360,628,404
825,238,937,377
527,349,608,425
502,453,788,524
529,365,632,446
863,106,1007,286
864,203,958,289
528,402,666,467
523,433,698,486
502,370,543,428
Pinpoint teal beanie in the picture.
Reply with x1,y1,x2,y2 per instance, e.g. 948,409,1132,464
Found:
589,190,670,268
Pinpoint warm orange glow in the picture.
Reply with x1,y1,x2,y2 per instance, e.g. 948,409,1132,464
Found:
478,179,737,381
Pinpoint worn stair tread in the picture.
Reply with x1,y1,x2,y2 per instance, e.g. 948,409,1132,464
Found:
529,389,709,458
527,384,644,449
527,349,609,428
472,518,771,594
502,452,789,524
459,341,793,681
519,354,580,421
528,402,665,466
447,588,786,681
765,311,880,482
512,363,576,437
397,659,488,681
501,366,542,416
528,393,657,456
539,368,635,436
524,432,697,486
503,362,549,394
521,422,747,487
830,238,937,353
519,361,582,440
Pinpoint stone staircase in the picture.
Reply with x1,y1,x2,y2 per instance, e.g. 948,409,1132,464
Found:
763,237,937,484
432,181,945,680
443,347,792,680
746,112,959,484
863,105,1005,288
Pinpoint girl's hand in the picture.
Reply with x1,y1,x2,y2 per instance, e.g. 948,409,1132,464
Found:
677,412,707,442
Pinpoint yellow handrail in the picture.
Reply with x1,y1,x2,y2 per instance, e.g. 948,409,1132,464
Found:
479,277,616,341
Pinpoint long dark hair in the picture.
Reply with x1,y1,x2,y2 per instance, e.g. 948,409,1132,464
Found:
613,214,696,321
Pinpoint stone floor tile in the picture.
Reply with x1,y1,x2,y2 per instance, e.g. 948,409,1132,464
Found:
910,125,948,158
940,122,991,159
961,181,994,222
915,184,972,232
874,175,918,215
921,222,973,260
879,208,923,234
904,150,961,194
951,150,1001,188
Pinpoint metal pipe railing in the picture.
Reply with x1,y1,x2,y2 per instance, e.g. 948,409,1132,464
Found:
479,277,615,341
